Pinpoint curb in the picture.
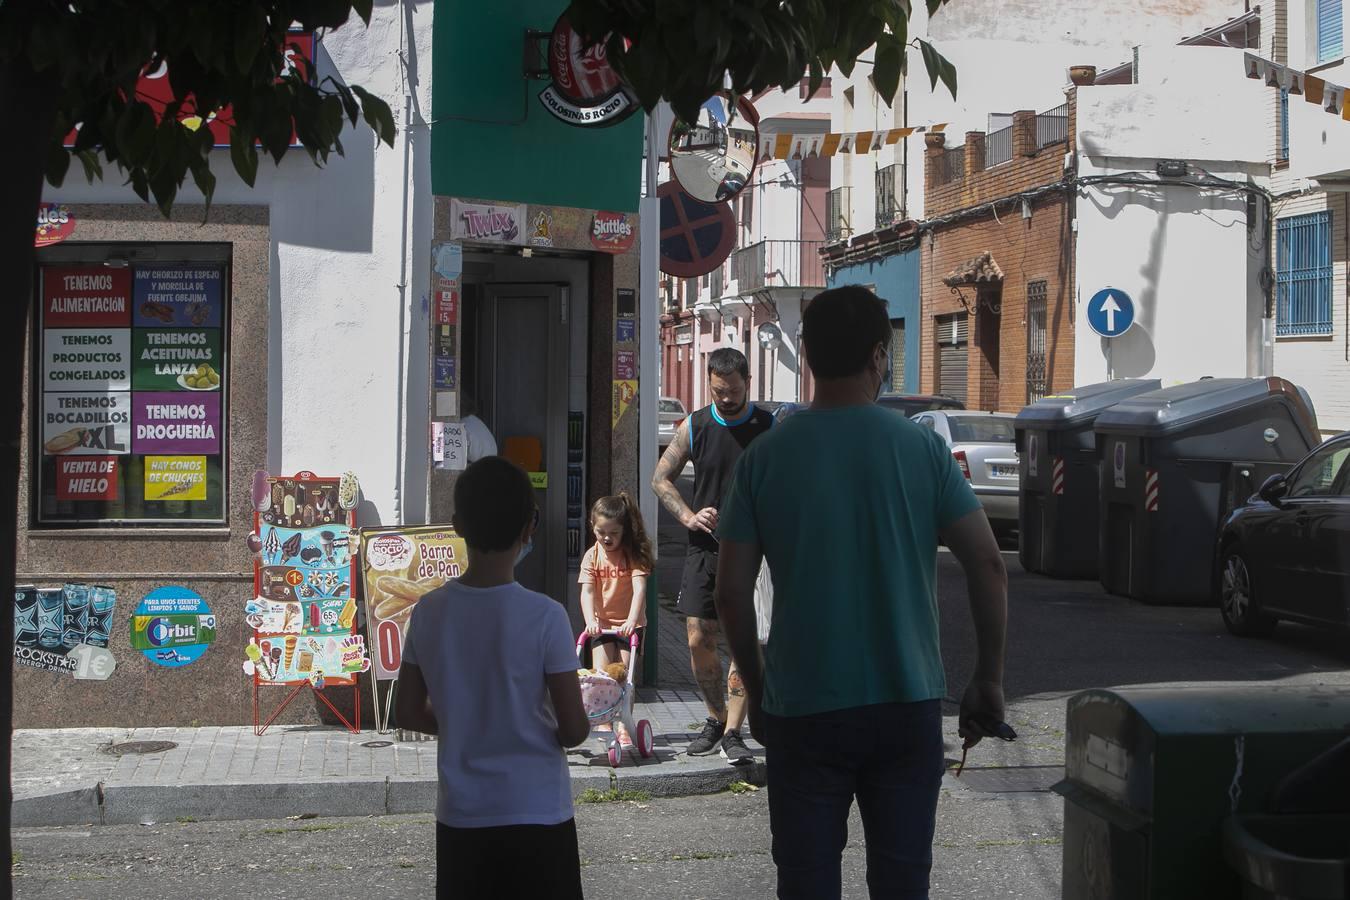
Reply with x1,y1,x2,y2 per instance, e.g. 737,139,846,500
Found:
12,762,767,828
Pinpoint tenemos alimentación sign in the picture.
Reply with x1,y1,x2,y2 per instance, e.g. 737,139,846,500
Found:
537,14,637,128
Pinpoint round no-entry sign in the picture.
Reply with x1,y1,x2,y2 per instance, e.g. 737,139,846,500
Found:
658,181,736,278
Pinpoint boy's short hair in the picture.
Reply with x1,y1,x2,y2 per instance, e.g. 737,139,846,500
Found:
802,285,892,379
453,457,535,552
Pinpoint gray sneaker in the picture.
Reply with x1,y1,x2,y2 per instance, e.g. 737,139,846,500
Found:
687,717,726,756
720,729,754,765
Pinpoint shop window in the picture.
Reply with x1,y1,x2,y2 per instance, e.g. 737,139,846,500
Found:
33,246,230,526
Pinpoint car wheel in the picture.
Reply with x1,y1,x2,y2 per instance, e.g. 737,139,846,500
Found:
1219,552,1277,638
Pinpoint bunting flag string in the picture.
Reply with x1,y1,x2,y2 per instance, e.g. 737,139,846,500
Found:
755,123,949,162
1245,52,1350,121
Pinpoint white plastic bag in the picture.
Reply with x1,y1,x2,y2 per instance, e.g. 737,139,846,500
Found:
753,560,773,644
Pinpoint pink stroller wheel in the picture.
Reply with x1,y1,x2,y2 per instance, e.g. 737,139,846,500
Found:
636,720,654,758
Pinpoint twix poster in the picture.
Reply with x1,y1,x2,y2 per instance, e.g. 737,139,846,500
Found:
360,526,468,680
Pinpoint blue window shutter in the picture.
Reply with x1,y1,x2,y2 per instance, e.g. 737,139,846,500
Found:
1280,89,1289,161
1275,211,1334,336
1318,0,1343,64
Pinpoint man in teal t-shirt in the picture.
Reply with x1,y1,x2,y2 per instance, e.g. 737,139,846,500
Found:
716,285,1009,900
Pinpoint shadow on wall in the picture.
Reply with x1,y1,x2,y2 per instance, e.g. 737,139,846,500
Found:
269,39,379,252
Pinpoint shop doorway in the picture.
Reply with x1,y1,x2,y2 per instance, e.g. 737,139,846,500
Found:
463,280,570,602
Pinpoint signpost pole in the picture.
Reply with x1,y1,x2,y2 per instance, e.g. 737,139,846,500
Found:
639,112,661,685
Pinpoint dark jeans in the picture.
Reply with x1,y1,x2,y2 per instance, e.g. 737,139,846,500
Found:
764,700,944,900
436,818,583,899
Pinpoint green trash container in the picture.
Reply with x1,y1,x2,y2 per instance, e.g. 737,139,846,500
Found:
1223,814,1350,900
1055,685,1350,898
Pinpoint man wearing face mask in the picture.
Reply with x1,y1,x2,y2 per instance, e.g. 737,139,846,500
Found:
713,285,1009,899
652,347,773,764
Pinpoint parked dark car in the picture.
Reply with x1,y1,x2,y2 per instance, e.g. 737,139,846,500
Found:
1215,432,1350,637
877,393,966,418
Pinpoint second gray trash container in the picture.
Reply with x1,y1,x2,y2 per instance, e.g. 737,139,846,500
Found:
1015,379,1160,579
1093,377,1320,605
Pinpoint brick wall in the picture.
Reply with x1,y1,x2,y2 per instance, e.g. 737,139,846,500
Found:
918,194,1076,410
919,93,1077,412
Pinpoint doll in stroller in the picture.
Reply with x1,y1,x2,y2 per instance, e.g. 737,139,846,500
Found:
576,629,655,767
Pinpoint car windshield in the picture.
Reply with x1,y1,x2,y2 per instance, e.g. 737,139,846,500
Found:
659,399,685,414
948,416,1015,443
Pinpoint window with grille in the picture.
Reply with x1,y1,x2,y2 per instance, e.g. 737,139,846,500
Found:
1276,212,1334,336
1318,0,1343,63
889,319,906,391
1026,280,1048,403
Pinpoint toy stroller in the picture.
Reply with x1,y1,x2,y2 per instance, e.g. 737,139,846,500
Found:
575,629,655,767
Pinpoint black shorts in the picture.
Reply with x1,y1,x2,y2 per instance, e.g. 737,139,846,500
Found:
437,818,582,899
677,545,719,620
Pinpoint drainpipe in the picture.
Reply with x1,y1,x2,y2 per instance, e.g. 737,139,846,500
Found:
392,2,415,524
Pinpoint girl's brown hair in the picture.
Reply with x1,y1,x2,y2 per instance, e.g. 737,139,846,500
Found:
589,492,655,573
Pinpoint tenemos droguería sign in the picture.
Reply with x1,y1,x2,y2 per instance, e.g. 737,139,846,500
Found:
537,14,637,128
449,200,525,245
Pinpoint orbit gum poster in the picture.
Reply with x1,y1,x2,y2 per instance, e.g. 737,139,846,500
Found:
360,526,468,681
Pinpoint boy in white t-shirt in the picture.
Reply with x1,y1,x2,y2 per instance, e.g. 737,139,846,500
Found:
396,457,589,899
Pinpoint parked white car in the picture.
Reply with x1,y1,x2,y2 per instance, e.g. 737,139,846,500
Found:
658,397,687,451
911,410,1020,534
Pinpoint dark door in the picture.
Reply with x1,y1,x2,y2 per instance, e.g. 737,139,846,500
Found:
478,283,569,603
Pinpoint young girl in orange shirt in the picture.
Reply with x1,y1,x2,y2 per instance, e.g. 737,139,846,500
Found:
579,493,654,677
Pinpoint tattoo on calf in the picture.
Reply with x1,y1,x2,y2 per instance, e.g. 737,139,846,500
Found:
727,669,745,698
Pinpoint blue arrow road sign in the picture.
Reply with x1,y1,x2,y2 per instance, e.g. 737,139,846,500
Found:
1087,288,1135,338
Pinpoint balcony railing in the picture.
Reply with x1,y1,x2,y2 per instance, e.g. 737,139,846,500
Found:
732,240,826,292
938,146,964,185
1036,103,1069,148
985,125,1013,167
710,264,724,298
875,164,905,225
826,186,851,244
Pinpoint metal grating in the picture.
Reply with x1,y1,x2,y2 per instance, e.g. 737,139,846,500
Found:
939,146,965,184
826,186,851,243
875,164,904,225
890,319,906,391
985,125,1014,167
1276,211,1334,336
1036,104,1069,149
1026,280,1049,403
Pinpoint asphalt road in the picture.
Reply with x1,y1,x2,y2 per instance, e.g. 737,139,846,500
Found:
13,790,1062,900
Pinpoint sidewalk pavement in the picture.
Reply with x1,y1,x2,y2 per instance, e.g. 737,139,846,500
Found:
13,692,1074,828
11,687,769,827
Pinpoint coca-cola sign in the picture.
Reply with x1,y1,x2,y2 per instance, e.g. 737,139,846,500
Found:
538,15,637,128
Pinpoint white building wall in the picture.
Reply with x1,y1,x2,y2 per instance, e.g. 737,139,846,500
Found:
45,3,435,524
824,72,904,238
1267,0,1350,435
900,0,1243,221
1074,45,1272,387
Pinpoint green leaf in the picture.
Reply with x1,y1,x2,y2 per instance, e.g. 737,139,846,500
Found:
75,150,104,184
351,85,396,147
872,37,902,107
189,159,216,221
917,39,942,92
351,0,374,25
234,6,267,73
229,125,259,187
927,0,946,16
45,145,71,188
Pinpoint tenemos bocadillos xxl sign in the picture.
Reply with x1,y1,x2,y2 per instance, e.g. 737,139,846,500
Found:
538,14,637,128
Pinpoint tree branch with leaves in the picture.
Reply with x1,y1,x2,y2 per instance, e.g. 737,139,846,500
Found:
566,0,958,123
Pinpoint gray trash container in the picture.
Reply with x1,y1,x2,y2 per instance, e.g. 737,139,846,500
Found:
1015,379,1160,578
1093,377,1320,605
1055,685,1350,899
1223,814,1350,899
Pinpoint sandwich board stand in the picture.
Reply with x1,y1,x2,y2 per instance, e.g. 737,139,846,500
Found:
244,471,369,735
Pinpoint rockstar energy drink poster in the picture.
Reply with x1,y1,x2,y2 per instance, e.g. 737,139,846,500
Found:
360,526,468,680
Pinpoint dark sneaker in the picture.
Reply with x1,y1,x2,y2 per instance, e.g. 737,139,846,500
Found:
720,729,754,765
687,717,726,756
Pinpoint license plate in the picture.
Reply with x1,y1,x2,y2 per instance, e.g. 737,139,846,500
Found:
991,465,1017,478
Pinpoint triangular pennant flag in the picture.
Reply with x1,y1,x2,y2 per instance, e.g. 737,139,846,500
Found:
1288,71,1304,95
1305,75,1326,105
821,133,842,156
806,137,821,158
1244,52,1262,79
759,134,774,163
870,132,885,151
839,134,854,153
774,133,793,159
930,123,948,133
1325,85,1342,115
885,128,914,144
791,139,804,160
854,131,873,153
1266,62,1284,87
